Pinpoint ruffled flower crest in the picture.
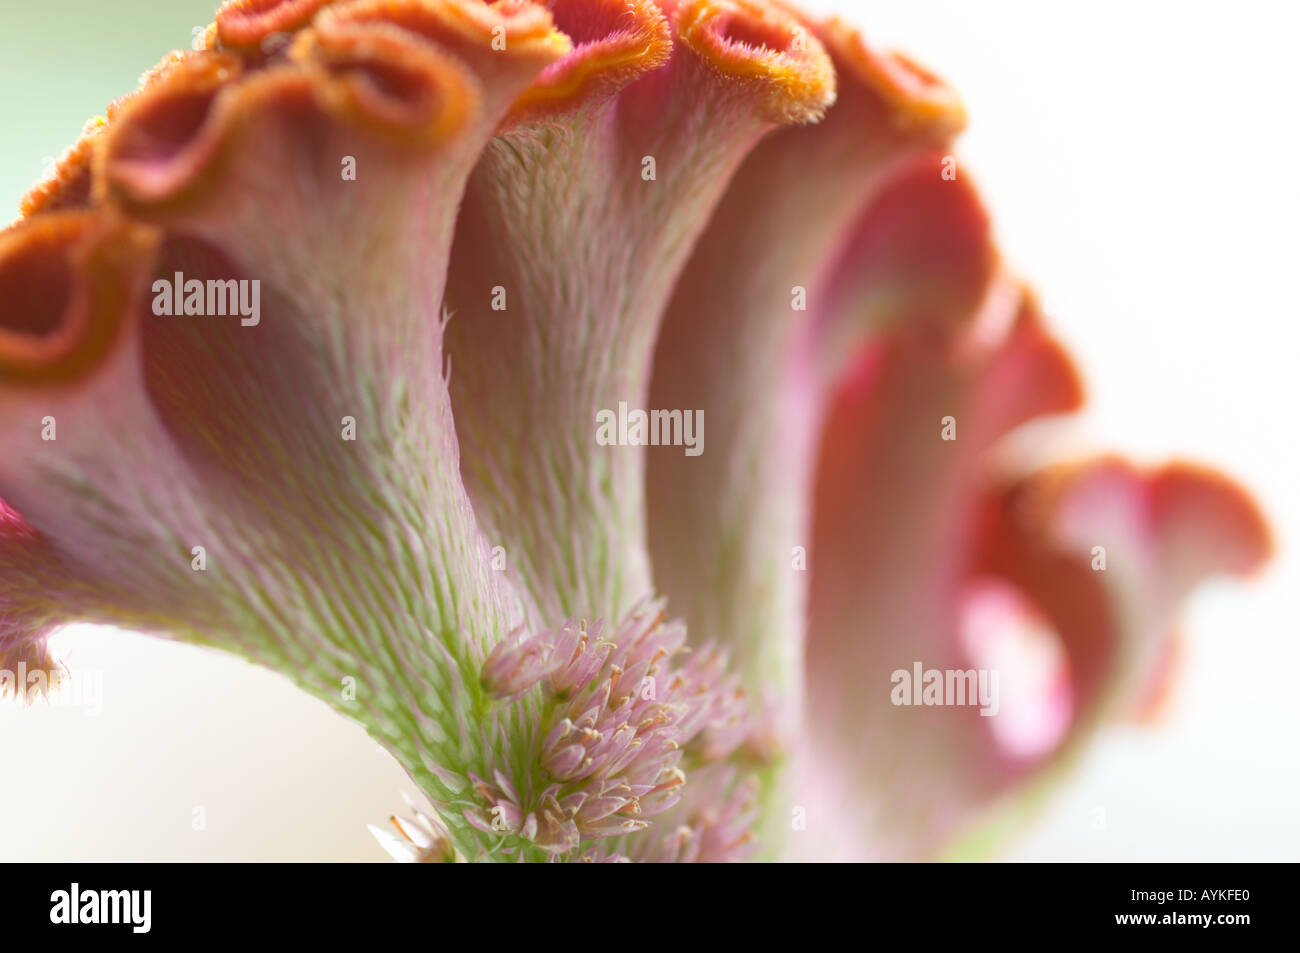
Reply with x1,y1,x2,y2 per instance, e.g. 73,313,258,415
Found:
2,0,574,857
0,0,1271,864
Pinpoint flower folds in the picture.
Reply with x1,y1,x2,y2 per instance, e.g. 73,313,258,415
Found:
0,0,1272,862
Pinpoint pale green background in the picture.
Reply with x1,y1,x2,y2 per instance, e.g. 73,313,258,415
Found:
0,1,220,220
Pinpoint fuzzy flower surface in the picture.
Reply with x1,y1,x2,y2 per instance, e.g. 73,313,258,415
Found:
0,0,1271,862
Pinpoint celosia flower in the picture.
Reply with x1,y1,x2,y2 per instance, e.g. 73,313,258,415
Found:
370,791,459,862
0,0,1270,863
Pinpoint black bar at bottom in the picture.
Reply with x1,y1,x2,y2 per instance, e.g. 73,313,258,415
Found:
6,862,1285,941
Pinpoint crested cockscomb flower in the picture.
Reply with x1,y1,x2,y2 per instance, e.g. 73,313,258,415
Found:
0,0,1271,863
370,791,461,862
469,599,753,859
